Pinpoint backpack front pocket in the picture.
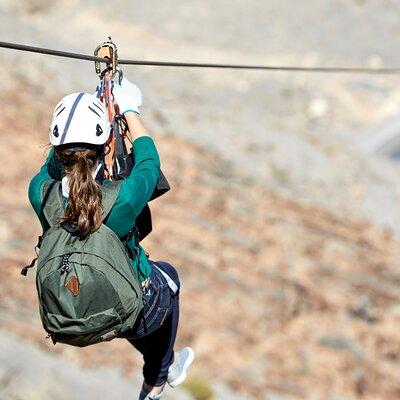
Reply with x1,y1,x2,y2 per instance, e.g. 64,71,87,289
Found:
39,260,126,342
45,307,122,335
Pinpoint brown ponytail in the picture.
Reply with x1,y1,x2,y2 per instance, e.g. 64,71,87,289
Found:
55,146,103,239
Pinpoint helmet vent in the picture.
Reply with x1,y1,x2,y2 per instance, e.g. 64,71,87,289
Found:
55,106,65,117
54,102,64,113
92,102,105,114
88,106,101,118
96,124,103,136
53,125,59,137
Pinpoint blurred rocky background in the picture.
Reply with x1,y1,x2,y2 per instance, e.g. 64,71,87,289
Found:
1,0,400,399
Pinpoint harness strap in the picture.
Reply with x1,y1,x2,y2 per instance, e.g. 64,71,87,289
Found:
100,181,121,222
152,262,179,295
21,256,38,276
21,235,42,276
41,180,64,227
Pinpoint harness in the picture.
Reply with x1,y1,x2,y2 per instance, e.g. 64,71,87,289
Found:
94,38,132,181
93,37,170,238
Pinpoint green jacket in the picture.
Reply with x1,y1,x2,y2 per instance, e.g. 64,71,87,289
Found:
28,136,161,283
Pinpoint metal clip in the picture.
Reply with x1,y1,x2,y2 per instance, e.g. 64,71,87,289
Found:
94,37,118,78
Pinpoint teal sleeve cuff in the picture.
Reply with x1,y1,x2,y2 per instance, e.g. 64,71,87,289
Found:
123,109,140,116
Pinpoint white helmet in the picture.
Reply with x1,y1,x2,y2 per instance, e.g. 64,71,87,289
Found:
49,92,111,146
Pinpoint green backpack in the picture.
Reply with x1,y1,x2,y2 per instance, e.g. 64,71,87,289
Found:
34,180,143,347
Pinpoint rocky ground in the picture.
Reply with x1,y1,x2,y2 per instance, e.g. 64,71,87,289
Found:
0,332,194,400
1,1,400,399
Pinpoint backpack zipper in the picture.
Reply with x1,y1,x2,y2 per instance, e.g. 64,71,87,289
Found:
60,254,72,275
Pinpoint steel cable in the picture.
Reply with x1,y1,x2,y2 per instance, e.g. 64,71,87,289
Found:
1,40,400,75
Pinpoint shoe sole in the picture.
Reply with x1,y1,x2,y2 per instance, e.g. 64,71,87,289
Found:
168,347,195,388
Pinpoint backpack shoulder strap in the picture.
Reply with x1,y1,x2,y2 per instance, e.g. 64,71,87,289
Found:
40,180,64,227
40,179,121,227
101,181,122,222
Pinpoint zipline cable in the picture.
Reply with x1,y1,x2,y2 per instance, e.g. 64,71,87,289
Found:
1,40,400,75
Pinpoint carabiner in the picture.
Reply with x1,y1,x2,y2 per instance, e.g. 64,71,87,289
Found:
94,37,118,78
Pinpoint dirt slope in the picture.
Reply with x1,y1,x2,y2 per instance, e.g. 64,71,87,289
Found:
1,82,400,399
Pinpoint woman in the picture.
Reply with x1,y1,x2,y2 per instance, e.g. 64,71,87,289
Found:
28,77,194,400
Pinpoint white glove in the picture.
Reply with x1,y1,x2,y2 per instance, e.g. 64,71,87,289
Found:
112,77,143,115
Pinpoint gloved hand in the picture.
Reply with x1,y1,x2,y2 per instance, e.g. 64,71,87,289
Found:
112,77,142,115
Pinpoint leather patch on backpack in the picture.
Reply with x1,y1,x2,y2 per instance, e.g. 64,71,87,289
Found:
65,275,80,296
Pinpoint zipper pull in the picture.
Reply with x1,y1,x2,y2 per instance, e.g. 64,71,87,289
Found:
60,254,71,275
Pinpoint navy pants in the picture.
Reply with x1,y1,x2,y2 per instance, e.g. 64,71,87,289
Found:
126,261,180,386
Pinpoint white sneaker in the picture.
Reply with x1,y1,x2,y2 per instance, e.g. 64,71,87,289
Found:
167,347,195,388
139,387,164,400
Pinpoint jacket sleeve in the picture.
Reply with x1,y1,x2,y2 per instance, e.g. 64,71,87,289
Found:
104,136,161,237
28,148,56,230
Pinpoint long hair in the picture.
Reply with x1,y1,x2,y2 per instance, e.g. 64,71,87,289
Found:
55,146,104,239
